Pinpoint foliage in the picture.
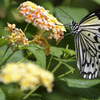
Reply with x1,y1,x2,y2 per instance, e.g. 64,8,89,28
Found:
0,0,100,100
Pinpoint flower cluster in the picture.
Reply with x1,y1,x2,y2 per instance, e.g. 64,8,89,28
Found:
0,63,54,92
4,23,28,47
17,1,66,43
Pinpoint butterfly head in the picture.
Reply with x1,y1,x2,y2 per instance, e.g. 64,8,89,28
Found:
71,21,79,35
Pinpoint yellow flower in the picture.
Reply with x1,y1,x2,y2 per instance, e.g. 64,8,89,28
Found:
41,71,53,85
23,1,34,6
3,75,12,84
0,63,54,92
60,25,66,32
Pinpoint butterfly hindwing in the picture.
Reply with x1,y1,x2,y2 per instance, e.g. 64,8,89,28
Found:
74,9,100,79
75,29,100,79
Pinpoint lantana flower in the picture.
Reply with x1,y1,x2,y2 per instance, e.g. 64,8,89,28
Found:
0,63,54,92
4,23,29,47
17,1,66,43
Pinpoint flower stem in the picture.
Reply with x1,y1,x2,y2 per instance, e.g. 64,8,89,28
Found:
0,49,17,68
47,55,53,70
24,23,29,33
56,70,72,79
0,45,10,62
23,84,41,99
16,55,29,63
52,62,62,73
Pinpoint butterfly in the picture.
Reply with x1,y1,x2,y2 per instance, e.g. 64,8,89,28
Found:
71,9,100,79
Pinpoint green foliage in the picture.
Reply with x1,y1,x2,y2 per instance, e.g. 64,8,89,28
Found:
62,45,76,56
0,88,5,100
50,46,63,58
0,0,100,100
61,78,100,88
57,78,100,99
0,84,22,100
55,7,89,24
92,0,100,5
0,45,25,63
42,2,54,14
25,44,46,69
0,38,8,47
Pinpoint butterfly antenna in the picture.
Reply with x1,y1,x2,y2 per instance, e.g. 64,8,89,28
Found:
64,33,71,36
58,7,74,21
64,23,71,27
61,15,72,19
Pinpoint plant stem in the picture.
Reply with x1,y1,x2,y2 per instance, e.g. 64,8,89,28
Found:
56,70,72,79
23,84,41,99
0,50,17,67
16,55,29,63
68,56,76,60
61,62,75,71
0,45,10,62
47,55,53,70
52,62,62,73
24,23,29,33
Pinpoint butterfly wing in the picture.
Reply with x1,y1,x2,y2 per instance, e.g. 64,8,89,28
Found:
75,9,100,79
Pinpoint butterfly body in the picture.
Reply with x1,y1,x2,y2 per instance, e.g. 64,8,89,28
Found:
71,21,79,35
71,9,100,79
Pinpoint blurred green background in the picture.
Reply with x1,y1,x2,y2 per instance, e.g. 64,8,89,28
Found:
1,0,100,100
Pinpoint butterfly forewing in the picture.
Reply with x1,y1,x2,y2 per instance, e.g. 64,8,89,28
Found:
80,9,100,26
74,9,100,79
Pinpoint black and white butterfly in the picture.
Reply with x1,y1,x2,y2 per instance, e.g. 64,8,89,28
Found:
71,9,100,79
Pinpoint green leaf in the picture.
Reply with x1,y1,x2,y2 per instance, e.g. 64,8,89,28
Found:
0,38,8,47
0,45,25,63
42,2,54,14
50,46,63,58
25,44,46,69
62,48,76,56
60,78,100,88
8,50,25,63
0,88,5,100
92,0,100,4
58,78,100,99
55,7,89,24
0,84,22,100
